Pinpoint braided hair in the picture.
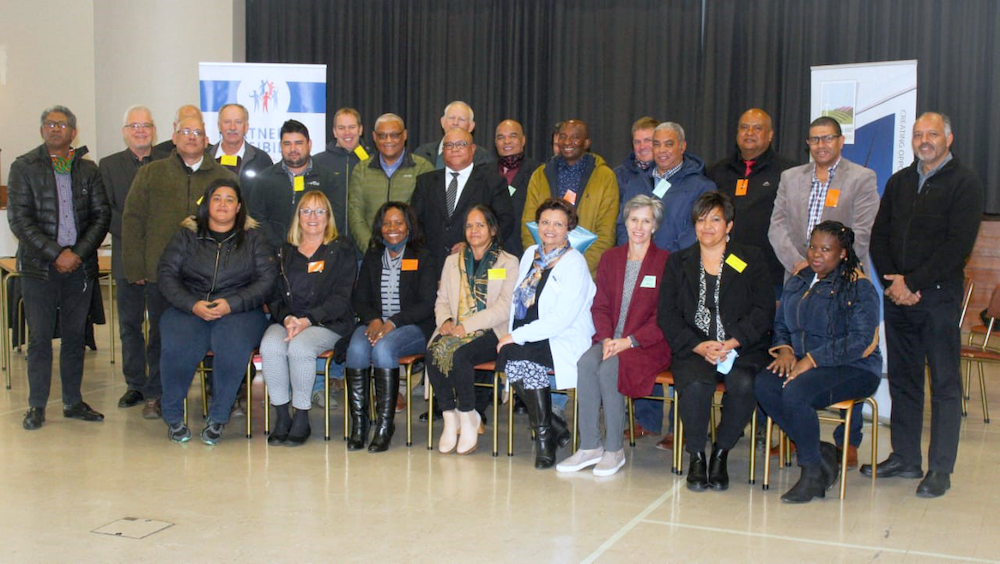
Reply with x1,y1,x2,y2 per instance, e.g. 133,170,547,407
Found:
811,220,861,354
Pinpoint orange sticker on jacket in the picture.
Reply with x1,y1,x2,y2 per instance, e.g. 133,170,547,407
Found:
307,260,325,273
563,190,577,205
401,259,419,271
825,189,840,208
735,179,749,196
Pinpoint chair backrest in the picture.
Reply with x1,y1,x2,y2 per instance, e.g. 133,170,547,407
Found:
960,278,974,327
987,283,1000,319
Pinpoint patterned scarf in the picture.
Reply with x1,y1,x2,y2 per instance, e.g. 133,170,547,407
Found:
694,255,726,341
512,241,570,320
50,148,75,175
429,243,500,375
499,152,525,173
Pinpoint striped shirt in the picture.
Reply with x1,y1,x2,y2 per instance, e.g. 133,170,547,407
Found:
380,248,403,319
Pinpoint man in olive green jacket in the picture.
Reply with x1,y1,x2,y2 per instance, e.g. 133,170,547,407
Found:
521,119,619,277
347,113,434,253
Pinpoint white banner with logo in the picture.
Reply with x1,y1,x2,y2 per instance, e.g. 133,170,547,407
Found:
811,59,918,421
199,62,327,163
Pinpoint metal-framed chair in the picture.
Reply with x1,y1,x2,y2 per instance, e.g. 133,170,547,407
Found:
505,370,577,457
426,361,504,456
183,350,255,438
960,282,1000,423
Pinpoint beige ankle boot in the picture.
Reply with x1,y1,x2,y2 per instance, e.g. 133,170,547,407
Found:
438,409,460,454
457,410,482,455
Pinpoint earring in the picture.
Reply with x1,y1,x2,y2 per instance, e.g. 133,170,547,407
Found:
726,234,731,243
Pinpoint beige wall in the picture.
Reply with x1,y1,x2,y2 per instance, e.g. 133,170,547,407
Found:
0,0,244,185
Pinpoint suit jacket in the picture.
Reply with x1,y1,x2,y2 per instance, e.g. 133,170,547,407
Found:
502,156,542,256
592,244,672,397
657,242,774,388
768,157,879,277
410,164,515,272
432,250,519,339
352,246,437,339
205,141,273,202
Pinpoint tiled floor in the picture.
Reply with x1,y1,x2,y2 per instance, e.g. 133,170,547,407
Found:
1,302,998,563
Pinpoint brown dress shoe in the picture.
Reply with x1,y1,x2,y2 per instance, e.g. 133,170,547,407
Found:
770,440,796,458
655,433,675,451
395,392,407,413
623,422,659,440
838,445,859,468
142,398,162,420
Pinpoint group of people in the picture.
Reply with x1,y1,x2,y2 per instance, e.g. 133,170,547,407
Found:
6,98,982,503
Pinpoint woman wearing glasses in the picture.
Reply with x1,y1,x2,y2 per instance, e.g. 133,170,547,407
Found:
259,192,356,446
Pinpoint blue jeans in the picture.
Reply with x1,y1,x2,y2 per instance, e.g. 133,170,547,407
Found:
755,365,879,466
160,307,267,426
345,324,426,370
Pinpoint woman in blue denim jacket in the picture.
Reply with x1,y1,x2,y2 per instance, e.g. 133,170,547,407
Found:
755,221,882,503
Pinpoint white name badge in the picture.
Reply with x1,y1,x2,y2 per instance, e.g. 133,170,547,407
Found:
640,275,657,288
508,185,516,196
653,178,671,198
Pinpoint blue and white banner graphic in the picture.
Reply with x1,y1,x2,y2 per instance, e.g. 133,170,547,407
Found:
199,62,327,163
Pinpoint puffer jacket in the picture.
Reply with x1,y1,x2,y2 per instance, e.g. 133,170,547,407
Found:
771,265,882,375
268,236,357,338
157,216,276,314
7,145,110,280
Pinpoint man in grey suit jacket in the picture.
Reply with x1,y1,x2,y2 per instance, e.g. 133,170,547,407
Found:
768,117,879,278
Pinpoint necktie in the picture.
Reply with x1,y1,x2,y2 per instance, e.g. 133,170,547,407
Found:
446,172,459,216
743,159,755,178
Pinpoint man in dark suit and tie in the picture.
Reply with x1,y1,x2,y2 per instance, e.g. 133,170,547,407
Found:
411,128,514,273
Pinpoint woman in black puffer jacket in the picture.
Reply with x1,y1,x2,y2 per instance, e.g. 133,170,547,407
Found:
157,179,276,445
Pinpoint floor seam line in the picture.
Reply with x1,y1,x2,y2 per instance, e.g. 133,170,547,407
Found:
580,480,684,564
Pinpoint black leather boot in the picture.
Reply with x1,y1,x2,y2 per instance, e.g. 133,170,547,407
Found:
345,368,370,451
528,387,557,469
687,451,709,491
819,441,840,490
781,464,826,503
268,403,291,446
368,368,399,452
285,408,311,446
708,444,730,491
550,409,572,449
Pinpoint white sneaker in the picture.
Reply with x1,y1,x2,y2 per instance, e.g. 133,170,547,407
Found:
593,449,626,477
556,447,604,473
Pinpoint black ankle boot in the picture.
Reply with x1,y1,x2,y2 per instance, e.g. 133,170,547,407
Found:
285,408,311,446
781,464,826,503
345,368,370,451
819,441,840,490
708,444,730,491
687,451,709,491
368,368,399,452
550,409,572,449
268,403,291,446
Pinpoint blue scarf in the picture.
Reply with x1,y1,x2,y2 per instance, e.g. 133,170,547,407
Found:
512,242,570,320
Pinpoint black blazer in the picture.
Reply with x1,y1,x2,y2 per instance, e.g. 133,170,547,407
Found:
268,237,357,338
657,241,775,387
504,157,542,256
410,164,514,272
352,246,437,339
99,148,164,278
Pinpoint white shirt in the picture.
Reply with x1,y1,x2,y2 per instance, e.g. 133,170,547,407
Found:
187,156,205,172
444,162,474,212
214,140,247,159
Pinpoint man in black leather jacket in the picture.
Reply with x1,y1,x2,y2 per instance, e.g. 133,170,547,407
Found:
7,105,111,430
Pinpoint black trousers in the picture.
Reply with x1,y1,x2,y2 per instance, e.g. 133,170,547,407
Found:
115,279,170,398
678,365,756,454
23,267,93,408
426,331,499,413
884,285,962,473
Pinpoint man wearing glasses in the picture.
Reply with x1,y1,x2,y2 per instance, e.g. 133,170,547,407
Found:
99,105,168,416
122,110,236,419
8,105,111,430
250,120,346,249
413,101,494,169
206,103,273,200
347,113,434,253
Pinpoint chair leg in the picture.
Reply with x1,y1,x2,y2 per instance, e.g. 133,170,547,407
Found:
427,382,435,451
978,362,990,423
183,397,188,426
492,371,500,457
840,405,853,500
673,390,682,475
245,361,253,439
405,363,413,447
865,397,878,480
627,397,636,448
324,357,332,441
343,374,350,441
263,383,270,435
200,367,209,419
709,392,718,445
763,416,773,490
571,389,578,453
748,406,757,485
508,377,515,457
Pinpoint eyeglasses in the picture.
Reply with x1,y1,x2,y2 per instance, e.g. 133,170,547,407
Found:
43,121,70,130
374,131,403,140
806,134,840,146
178,128,205,138
125,123,154,131
443,141,471,150
299,208,328,217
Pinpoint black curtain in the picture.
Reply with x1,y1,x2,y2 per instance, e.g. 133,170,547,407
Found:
247,0,1000,212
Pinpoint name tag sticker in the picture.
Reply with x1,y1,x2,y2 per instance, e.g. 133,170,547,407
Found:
735,179,749,196
307,260,325,273
825,189,840,207
563,190,577,205
293,176,305,192
220,154,238,167
640,275,657,288
488,268,507,280
354,145,370,161
652,178,671,198
725,253,747,273
508,185,516,196
401,259,419,271
196,196,203,205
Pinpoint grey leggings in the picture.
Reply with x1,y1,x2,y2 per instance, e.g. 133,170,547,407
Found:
576,343,626,452
260,324,341,410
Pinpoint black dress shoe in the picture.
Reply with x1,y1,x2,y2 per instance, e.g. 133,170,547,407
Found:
687,452,709,491
916,471,951,498
22,407,45,430
859,454,923,479
63,402,104,422
418,409,443,423
117,389,144,408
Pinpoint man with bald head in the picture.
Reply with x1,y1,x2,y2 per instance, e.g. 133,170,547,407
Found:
348,113,434,252
865,112,983,498
412,128,514,272
414,101,494,169
206,103,273,199
708,108,796,294
122,108,236,417
152,104,202,156
521,119,619,277
495,119,541,256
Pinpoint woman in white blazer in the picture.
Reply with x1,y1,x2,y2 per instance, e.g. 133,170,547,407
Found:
497,198,596,469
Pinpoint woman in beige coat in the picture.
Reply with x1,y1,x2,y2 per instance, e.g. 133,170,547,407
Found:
426,204,519,455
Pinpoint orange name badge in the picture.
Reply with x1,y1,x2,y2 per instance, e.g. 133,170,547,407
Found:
735,179,749,197
825,189,841,208
307,260,325,273
401,259,419,271
563,190,577,205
